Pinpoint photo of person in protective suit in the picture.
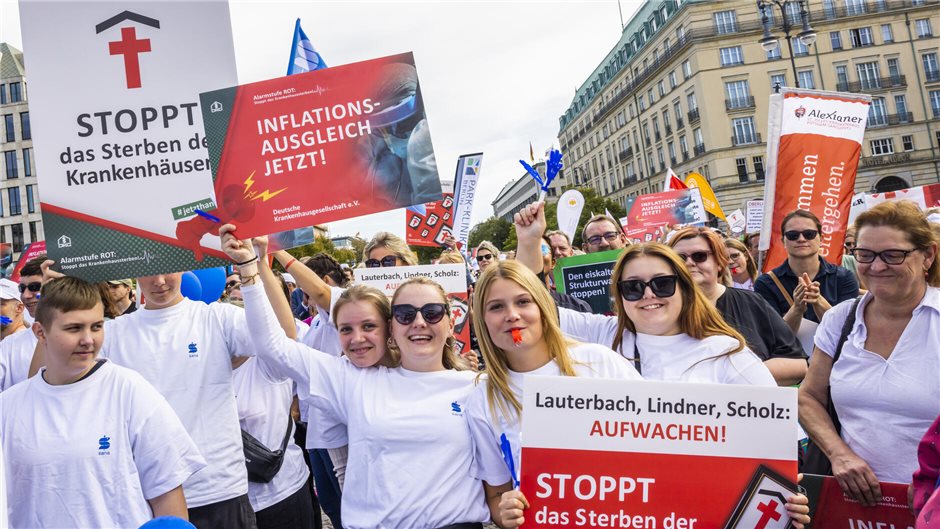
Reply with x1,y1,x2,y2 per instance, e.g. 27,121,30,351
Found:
358,61,441,208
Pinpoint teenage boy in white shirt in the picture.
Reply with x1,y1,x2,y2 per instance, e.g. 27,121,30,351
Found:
0,276,204,528
0,256,47,391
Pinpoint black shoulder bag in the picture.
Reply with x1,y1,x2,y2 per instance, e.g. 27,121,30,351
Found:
799,297,861,475
242,416,293,483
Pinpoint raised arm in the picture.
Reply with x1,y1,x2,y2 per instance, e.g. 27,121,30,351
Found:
254,239,296,341
272,250,333,312
513,201,547,277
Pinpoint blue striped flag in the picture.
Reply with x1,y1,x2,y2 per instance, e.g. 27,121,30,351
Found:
286,19,327,75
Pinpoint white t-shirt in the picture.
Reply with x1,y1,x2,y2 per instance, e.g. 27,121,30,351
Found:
0,439,7,529
0,328,36,392
0,361,205,528
242,283,490,529
233,357,310,512
467,342,643,486
100,298,254,507
558,308,775,386
301,285,349,449
815,289,940,483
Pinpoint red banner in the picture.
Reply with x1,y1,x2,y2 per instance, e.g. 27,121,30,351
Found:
620,189,707,243
802,475,915,528
405,193,454,247
10,241,46,282
761,90,870,271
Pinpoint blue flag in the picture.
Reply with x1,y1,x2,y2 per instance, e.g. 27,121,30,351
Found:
286,19,327,75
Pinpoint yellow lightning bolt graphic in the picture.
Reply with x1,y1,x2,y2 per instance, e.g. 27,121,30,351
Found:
242,170,288,202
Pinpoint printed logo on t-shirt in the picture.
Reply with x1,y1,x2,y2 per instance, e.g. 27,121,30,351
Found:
98,435,111,455
187,342,199,358
451,401,462,415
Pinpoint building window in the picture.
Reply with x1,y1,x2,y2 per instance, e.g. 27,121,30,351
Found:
731,117,757,145
753,156,765,180
930,90,940,118
736,158,749,182
881,24,893,43
669,71,678,89
719,46,744,66
22,148,31,178
0,84,5,105
26,184,35,213
647,89,655,105
856,61,881,90
830,31,842,50
870,138,894,156
674,101,682,122
20,112,29,140
3,151,16,179
8,187,21,216
895,95,909,118
687,92,698,111
766,45,782,60
901,135,914,151
923,53,939,81
657,147,666,169
9,83,21,103
869,97,888,126
658,80,666,97
798,70,815,89
682,60,692,79
845,0,866,15
887,57,901,82
725,80,751,108
28,221,38,243
714,10,738,34
679,136,689,157
667,141,676,163
849,27,874,48
835,65,849,87
11,224,23,252
916,19,933,38
770,73,787,90
3,115,13,142
792,38,809,56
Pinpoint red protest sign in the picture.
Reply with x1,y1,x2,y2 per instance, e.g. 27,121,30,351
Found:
620,188,707,243
521,377,798,528
405,193,454,247
802,474,915,529
10,241,46,282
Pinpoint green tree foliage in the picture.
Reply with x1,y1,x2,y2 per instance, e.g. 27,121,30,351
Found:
547,188,626,247
284,236,357,267
468,216,512,251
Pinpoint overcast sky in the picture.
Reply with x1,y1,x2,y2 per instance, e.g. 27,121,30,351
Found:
0,0,640,241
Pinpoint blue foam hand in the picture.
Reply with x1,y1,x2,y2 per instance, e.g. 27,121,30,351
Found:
545,149,564,185
0,316,11,325
519,160,543,187
499,433,520,488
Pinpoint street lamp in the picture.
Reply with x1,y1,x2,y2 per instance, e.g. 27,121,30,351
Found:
757,0,816,89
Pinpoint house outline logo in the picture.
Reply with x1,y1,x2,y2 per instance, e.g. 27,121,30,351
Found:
210,101,223,113
95,10,161,90
57,235,72,248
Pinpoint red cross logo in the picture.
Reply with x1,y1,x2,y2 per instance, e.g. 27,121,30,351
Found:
755,499,782,529
109,27,151,89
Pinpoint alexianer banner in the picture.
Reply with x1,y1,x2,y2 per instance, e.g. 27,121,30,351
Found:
199,52,442,239
21,1,238,281
760,88,870,270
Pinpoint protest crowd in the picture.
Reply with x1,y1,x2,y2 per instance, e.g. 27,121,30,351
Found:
0,190,937,529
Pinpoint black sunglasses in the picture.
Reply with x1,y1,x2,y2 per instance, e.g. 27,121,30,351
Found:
225,280,239,289
391,303,449,325
476,254,494,262
365,255,398,268
618,276,679,302
18,282,41,294
784,229,819,241
851,247,918,265
677,251,711,264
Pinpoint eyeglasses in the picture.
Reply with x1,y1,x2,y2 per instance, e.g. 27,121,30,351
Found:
844,241,856,250
851,248,918,265
476,254,494,263
784,229,819,241
677,251,711,264
618,275,679,302
391,303,449,325
225,280,239,289
365,255,398,268
18,282,41,294
586,232,621,246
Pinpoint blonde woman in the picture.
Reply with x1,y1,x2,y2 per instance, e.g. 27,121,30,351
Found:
363,231,419,267
724,237,757,290
466,260,641,527
222,225,489,528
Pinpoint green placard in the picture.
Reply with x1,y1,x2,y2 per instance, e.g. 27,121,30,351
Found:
553,249,623,314
171,198,217,220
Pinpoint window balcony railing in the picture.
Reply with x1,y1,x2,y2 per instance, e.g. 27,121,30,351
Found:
926,70,940,82
676,117,684,129
731,132,762,146
688,108,701,123
693,143,706,156
836,75,906,93
618,146,634,161
725,96,756,110
868,112,914,127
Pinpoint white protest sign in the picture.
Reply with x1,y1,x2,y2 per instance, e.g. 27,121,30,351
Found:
745,200,764,233
452,153,483,248
726,209,746,233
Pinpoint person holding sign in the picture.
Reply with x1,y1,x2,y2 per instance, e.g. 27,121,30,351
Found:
668,227,807,386
800,201,939,505
0,277,205,528
465,260,642,526
220,226,490,529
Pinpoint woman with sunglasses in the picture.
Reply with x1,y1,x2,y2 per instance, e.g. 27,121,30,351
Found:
220,225,490,529
724,238,757,290
475,241,499,273
800,201,939,506
754,210,859,335
465,260,642,527
668,228,807,386
364,231,419,268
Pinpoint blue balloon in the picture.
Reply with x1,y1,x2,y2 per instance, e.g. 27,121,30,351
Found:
192,267,226,303
179,271,203,302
